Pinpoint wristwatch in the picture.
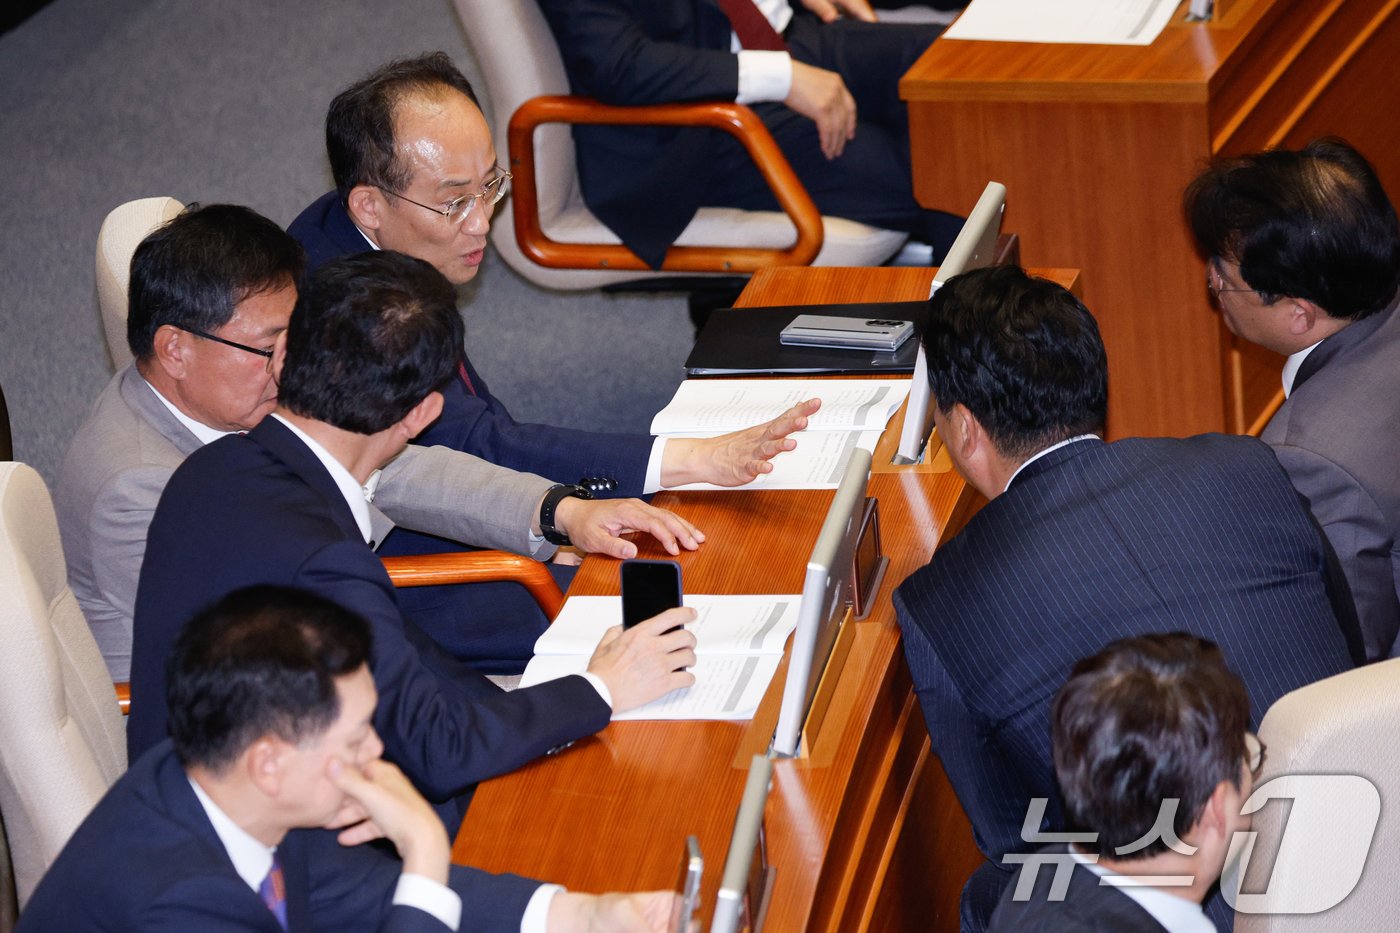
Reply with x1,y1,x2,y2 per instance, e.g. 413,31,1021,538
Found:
538,483,593,546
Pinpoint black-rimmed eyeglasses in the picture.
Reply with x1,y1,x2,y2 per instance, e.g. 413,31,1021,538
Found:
380,169,512,225
174,324,274,360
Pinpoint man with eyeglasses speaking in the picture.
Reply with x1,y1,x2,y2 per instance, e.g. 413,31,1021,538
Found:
288,53,820,669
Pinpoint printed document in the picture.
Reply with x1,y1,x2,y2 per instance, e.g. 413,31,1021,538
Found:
664,429,882,492
650,378,909,435
521,594,801,720
944,0,1179,45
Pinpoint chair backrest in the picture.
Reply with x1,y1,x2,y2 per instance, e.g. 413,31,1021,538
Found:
452,0,588,274
1231,659,1400,931
95,197,185,371
0,463,126,906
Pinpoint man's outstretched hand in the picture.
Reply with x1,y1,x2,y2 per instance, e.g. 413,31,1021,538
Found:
661,398,821,488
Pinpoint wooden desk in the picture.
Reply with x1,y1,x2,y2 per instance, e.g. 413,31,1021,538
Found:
902,0,1400,438
455,266,1079,933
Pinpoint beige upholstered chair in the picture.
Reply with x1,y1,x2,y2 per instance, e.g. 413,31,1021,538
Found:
95,196,185,370
0,463,126,906
451,0,908,290
1230,659,1400,931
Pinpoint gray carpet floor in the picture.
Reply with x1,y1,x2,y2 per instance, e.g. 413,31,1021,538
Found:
0,0,694,486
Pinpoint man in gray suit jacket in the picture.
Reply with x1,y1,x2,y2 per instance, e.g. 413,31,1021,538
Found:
1186,138,1400,660
57,204,701,680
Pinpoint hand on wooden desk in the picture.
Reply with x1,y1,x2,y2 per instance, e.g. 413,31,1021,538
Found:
661,398,821,488
555,497,704,559
801,0,877,24
588,609,698,712
548,889,681,933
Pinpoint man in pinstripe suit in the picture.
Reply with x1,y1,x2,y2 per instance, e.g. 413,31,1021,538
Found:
893,265,1361,932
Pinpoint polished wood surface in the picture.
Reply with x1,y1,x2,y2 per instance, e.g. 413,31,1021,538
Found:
454,266,1078,932
902,0,1400,438
509,97,822,273
382,550,565,620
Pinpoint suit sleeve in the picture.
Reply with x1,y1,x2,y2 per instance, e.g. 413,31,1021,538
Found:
539,0,741,105
1273,442,1400,660
417,378,652,499
86,463,173,665
377,444,555,557
896,589,1051,865
297,541,611,799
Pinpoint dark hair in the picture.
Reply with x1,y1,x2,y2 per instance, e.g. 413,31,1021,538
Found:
1185,137,1400,320
127,204,305,360
278,251,462,434
922,265,1108,460
326,52,481,204
1051,633,1251,860
166,585,372,772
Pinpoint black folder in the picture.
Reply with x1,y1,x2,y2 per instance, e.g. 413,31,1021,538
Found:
684,301,928,376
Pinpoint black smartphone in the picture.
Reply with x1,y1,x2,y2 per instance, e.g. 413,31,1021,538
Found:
620,558,683,629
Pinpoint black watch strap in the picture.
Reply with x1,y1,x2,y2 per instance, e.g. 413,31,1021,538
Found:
539,483,592,546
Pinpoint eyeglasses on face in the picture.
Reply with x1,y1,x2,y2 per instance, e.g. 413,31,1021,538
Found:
380,169,512,225
1206,260,1260,304
174,324,274,359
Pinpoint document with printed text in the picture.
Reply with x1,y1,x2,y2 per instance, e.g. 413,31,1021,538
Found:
944,0,1179,45
650,378,909,436
663,429,881,492
520,594,801,720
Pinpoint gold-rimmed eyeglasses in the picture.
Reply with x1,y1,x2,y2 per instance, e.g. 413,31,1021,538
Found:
380,170,512,225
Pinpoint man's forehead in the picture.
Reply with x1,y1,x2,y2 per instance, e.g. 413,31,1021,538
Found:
392,89,494,187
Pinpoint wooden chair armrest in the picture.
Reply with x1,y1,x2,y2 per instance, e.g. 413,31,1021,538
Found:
381,550,565,621
115,681,130,716
509,95,823,273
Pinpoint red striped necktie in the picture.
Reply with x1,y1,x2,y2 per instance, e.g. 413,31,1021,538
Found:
717,0,788,51
457,360,477,396
259,854,288,930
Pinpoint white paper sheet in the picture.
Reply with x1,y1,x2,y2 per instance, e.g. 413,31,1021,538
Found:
944,0,1179,45
650,378,909,435
519,654,783,721
533,595,801,656
662,430,882,491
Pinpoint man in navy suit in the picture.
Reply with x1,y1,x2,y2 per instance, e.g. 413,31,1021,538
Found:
988,633,1261,933
289,53,818,667
1185,138,1400,661
535,0,963,268
893,266,1360,931
130,252,699,817
24,585,677,932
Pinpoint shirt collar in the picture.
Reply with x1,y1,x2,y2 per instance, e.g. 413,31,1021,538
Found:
188,776,275,894
1281,339,1324,398
144,378,235,447
1069,848,1215,933
270,413,376,543
355,222,380,251
1004,434,1101,492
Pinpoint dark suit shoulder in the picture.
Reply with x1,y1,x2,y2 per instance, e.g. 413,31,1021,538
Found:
988,851,1168,933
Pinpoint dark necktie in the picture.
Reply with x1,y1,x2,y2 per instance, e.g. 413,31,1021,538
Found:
717,0,788,51
259,854,289,931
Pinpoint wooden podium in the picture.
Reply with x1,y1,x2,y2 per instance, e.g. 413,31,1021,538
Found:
902,0,1400,439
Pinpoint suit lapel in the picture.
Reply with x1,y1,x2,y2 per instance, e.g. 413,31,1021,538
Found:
249,417,365,543
325,197,377,256
120,364,206,458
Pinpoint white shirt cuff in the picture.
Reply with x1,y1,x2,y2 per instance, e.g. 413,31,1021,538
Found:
580,671,615,711
736,50,792,104
643,436,668,494
521,883,565,933
393,873,462,930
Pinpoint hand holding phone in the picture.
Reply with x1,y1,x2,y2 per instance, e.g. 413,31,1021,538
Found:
621,559,683,630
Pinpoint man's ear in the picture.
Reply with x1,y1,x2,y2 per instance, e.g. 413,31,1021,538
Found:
400,390,444,440
1285,297,1329,338
150,324,192,380
270,329,289,385
949,403,985,462
1194,778,1234,844
346,185,386,238
245,736,288,797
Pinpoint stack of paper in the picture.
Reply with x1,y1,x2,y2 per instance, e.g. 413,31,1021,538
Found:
650,378,909,491
944,0,1179,46
519,595,801,721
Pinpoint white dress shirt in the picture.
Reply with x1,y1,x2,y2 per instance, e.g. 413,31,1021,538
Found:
732,0,796,102
1281,339,1323,398
1070,848,1215,933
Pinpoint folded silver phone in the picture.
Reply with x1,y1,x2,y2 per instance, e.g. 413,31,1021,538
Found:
779,314,914,351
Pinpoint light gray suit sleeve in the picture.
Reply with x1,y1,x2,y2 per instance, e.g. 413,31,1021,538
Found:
86,462,174,680
374,444,556,558
1272,442,1400,660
